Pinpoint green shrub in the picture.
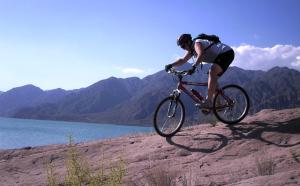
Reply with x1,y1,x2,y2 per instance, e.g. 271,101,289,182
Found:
46,163,58,186
47,136,125,186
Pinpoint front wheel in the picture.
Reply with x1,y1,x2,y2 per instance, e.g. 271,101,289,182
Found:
213,84,250,124
153,96,185,137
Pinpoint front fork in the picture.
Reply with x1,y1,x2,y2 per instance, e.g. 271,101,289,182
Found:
167,89,181,118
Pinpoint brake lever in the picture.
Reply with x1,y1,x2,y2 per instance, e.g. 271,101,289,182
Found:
167,67,175,74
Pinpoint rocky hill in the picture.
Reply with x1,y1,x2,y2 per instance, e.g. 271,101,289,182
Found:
0,108,299,185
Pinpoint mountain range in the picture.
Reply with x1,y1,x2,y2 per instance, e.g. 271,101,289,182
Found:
1,65,300,126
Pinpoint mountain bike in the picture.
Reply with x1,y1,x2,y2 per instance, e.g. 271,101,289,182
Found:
153,68,250,137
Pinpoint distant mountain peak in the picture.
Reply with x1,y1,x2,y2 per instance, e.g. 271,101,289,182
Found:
268,66,292,72
45,88,66,92
266,66,300,76
7,84,43,94
108,76,117,79
125,77,141,81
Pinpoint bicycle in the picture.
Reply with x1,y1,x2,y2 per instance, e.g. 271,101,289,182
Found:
153,68,250,137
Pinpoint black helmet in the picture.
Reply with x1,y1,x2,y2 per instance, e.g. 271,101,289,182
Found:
177,34,192,47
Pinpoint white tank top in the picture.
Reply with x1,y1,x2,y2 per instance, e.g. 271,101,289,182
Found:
194,39,232,63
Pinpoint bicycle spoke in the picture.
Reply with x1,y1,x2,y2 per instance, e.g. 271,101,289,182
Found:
161,117,170,131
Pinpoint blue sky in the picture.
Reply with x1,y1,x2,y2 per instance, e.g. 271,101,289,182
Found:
0,0,300,91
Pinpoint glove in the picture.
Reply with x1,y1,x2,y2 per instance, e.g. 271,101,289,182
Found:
187,65,197,75
165,64,173,72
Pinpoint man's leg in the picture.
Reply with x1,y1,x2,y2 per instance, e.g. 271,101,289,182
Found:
207,64,223,103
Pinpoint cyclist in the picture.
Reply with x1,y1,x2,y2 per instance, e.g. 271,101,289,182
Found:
165,33,235,113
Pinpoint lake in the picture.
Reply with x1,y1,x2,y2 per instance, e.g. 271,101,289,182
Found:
0,117,152,149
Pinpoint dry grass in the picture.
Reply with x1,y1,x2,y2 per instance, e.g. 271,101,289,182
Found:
255,155,275,176
290,149,300,163
46,163,57,186
145,166,177,186
46,136,126,186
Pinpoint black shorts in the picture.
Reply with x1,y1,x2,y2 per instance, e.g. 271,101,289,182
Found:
214,49,235,75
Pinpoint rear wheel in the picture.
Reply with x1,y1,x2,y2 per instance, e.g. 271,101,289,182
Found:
153,96,185,137
213,84,250,124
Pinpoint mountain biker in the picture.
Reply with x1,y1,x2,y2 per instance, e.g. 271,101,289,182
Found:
165,33,235,113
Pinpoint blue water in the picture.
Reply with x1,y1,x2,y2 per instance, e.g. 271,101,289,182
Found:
0,117,152,149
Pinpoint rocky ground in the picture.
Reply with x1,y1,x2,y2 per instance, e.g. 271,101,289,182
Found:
0,108,300,186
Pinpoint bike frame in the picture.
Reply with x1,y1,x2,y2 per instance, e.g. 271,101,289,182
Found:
174,74,232,108
177,80,208,103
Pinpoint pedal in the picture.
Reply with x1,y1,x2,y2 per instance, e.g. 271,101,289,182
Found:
195,103,201,108
201,109,211,115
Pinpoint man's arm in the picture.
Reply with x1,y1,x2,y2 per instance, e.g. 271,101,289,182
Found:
172,51,193,67
184,42,204,75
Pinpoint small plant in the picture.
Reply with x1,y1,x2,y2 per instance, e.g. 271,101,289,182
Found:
46,136,126,186
46,162,58,186
290,149,300,163
255,156,275,176
64,136,91,186
106,158,126,186
145,166,177,186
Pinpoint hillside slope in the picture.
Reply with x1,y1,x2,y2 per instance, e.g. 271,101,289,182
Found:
0,108,300,185
11,66,300,126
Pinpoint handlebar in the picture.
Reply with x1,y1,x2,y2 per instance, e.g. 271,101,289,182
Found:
167,67,189,76
167,67,209,76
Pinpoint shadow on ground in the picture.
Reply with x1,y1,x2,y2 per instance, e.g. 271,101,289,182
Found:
229,117,300,147
166,117,300,152
166,132,228,153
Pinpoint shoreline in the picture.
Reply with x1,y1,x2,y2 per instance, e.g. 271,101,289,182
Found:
0,116,151,127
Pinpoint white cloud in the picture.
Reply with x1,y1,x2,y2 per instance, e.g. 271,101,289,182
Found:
232,44,300,71
112,65,159,78
291,56,300,67
121,68,144,74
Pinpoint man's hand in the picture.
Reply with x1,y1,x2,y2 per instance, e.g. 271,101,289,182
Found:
165,64,173,72
187,66,197,75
